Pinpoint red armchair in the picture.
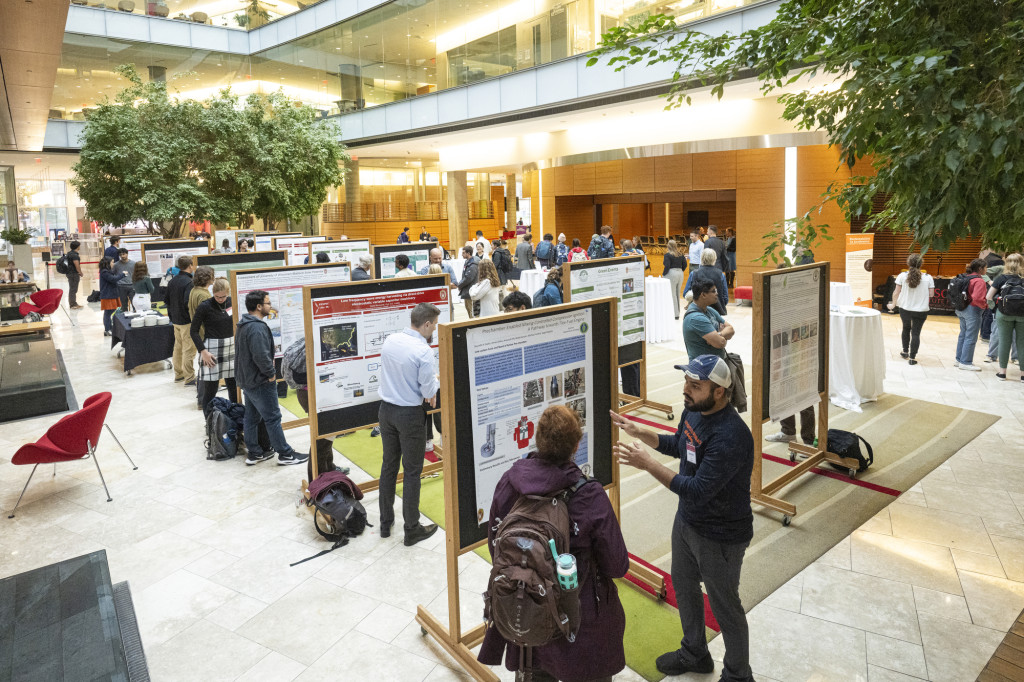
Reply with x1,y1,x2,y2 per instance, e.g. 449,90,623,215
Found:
7,392,137,518
19,288,74,326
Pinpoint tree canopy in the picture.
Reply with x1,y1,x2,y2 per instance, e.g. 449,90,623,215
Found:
588,0,1024,252
72,65,347,237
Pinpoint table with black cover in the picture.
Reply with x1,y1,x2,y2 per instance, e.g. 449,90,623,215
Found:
111,312,174,375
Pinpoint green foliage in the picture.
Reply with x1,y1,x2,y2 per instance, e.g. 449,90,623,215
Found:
758,215,833,268
72,65,346,238
587,0,1024,252
1,226,33,245
234,0,270,27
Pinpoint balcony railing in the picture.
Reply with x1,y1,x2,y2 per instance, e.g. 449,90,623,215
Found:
323,201,495,223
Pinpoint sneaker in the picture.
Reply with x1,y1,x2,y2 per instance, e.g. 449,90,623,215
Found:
952,361,960,368
184,378,197,387
900,351,909,359
985,356,995,363
174,376,185,382
277,451,310,466
997,372,1007,381
103,331,111,337
908,358,918,365
245,451,274,466
371,426,381,437
404,523,439,547
765,432,796,443
959,364,982,372
655,649,715,676
425,439,434,452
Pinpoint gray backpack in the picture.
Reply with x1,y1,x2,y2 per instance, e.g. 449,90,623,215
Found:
204,409,237,461
282,338,306,389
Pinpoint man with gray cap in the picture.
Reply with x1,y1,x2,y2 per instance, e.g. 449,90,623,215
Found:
610,354,754,682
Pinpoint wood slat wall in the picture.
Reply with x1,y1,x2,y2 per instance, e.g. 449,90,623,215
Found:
978,608,1024,681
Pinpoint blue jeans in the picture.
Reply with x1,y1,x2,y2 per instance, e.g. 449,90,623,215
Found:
955,306,982,365
682,267,699,296
103,308,114,332
242,380,296,457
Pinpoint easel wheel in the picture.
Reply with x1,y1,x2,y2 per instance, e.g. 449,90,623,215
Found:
789,453,797,462
848,468,857,479
666,412,674,420
782,515,791,527
421,626,428,636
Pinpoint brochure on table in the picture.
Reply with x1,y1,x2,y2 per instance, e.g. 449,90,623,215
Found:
274,236,329,266
767,267,822,421
466,306,595,522
566,258,646,348
233,263,351,358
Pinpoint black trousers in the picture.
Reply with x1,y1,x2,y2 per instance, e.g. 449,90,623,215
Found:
297,388,335,481
899,309,929,358
424,389,442,441
67,273,80,307
378,401,427,531
780,406,816,444
199,378,237,415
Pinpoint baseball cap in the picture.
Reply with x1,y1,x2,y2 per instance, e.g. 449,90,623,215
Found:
673,354,732,388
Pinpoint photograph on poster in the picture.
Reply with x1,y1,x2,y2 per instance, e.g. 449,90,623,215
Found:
768,268,822,422
467,308,595,523
320,323,359,360
380,249,431,278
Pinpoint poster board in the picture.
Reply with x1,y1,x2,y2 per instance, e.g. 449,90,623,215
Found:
272,236,329,266
302,275,452,439
140,240,209,277
119,236,162,265
372,242,434,279
231,262,351,359
845,233,874,307
253,232,300,251
195,250,287,280
562,254,645,364
213,229,255,252
303,239,372,267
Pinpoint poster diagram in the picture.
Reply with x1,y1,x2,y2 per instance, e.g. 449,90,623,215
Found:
310,285,451,412
467,308,595,523
568,260,645,348
379,248,432,278
235,265,350,358
275,236,329,266
768,268,821,422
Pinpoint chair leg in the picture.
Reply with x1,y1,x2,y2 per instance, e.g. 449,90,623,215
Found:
104,423,137,470
7,464,39,518
89,441,113,502
60,306,75,326
53,463,57,477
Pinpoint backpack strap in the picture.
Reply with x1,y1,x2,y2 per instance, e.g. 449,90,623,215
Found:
855,434,874,466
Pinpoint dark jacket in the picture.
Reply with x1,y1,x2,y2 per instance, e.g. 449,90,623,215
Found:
190,296,233,352
397,231,410,243
478,456,628,681
166,271,193,325
352,266,371,281
235,313,276,390
458,257,478,300
99,269,121,300
704,235,728,269
694,264,729,313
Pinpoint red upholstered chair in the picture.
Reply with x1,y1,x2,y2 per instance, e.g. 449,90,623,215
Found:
7,392,137,518
19,288,74,326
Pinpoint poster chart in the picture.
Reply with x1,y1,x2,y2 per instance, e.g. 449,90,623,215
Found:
140,241,209,277
273,236,329,266
306,276,451,436
254,232,299,251
195,251,287,280
305,239,371,267
373,242,434,279
845,233,875,307
232,263,350,358
766,267,824,422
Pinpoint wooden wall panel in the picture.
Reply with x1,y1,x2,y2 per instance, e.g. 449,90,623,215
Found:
522,170,533,199
797,145,851,187
553,195,594,243
655,155,692,192
798,145,853,283
573,164,596,196
554,166,574,196
621,157,655,194
594,160,623,195
736,148,785,189
692,150,737,190
529,171,541,230
617,205,649,241
540,168,555,197
735,186,784,288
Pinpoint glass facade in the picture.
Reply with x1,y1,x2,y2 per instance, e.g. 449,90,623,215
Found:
72,0,305,28
17,180,70,240
56,0,760,118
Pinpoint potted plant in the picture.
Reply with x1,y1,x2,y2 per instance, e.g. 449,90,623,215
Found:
758,215,833,268
1,226,35,279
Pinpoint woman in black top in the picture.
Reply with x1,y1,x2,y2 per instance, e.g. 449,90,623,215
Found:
663,239,687,319
190,278,237,414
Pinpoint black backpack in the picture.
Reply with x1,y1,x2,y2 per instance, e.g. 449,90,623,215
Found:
996,276,1024,316
55,255,69,275
826,429,873,474
86,289,101,303
292,473,370,565
947,273,976,311
204,409,237,461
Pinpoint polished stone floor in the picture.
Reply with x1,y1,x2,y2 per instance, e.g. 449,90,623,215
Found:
1,278,1022,681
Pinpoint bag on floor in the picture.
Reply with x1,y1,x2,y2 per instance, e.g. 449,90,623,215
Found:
86,289,101,303
204,409,237,461
826,429,874,473
996,276,1024,316
291,472,370,566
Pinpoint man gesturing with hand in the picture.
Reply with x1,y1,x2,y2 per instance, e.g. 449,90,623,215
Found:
610,354,755,682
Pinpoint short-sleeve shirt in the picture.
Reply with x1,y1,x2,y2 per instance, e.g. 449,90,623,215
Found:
66,250,81,275
894,271,935,312
683,303,727,360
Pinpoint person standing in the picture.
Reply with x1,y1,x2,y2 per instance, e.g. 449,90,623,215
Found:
554,233,569,266
692,249,729,315
987,253,1024,381
393,254,416,277
457,245,479,319
112,248,135,280
724,228,737,289
377,302,441,546
167,255,197,385
535,233,556,268
683,279,733,361
474,230,492,256
469,259,502,317
131,262,154,297
663,239,686,320
491,240,513,285
191,278,238,415
398,226,411,243
516,234,535,270
66,240,83,309
683,230,705,295
886,253,935,366
703,226,728,276
611,354,755,682
954,258,989,371
103,235,121,261
235,290,308,466
569,238,589,262
418,247,459,286
98,257,121,337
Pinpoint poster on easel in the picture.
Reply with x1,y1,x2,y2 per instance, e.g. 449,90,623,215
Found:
373,242,434,279
119,236,163,264
766,267,823,422
195,250,287,280
304,239,372,267
273,235,329,266
253,232,300,251
563,255,645,362
845,233,874,307
140,240,209,277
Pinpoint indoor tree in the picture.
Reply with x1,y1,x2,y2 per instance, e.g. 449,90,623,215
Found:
587,0,1024,252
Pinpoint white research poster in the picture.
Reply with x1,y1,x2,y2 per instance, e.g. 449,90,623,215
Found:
143,244,208,277
467,308,595,524
568,260,645,347
308,239,371,267
310,285,450,413
379,247,432,278
768,267,822,422
235,265,351,358
276,236,329,266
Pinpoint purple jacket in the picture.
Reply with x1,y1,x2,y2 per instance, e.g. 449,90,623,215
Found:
478,455,629,681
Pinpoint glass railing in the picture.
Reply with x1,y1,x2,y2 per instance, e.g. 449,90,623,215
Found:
67,0,317,29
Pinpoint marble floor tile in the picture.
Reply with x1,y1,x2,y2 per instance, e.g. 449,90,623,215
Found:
208,535,337,602
194,504,307,558
423,665,474,681
205,593,268,631
860,508,893,536
148,619,270,682
868,665,928,681
959,570,1024,631
801,563,921,644
293,630,437,682
345,543,449,612
950,548,1006,578
851,531,962,595
761,579,801,614
312,552,371,588
983,517,1024,541
866,632,928,679
919,479,1024,525
105,530,213,591
912,586,971,624
134,569,238,646
918,611,1004,682
184,548,238,579
888,503,995,555
235,652,306,682
990,533,1024,582
815,535,852,570
355,602,417,643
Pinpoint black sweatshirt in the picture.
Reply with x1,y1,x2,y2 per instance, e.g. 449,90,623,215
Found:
190,297,233,352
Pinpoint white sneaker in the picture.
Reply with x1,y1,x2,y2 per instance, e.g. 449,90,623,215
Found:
425,439,434,452
765,432,796,443
959,364,982,372
952,361,959,368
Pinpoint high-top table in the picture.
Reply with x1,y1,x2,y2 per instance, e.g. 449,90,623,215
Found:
829,305,886,411
645,276,679,343
517,268,547,300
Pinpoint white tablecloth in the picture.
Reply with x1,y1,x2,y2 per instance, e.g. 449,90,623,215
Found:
829,305,885,411
645,276,679,343
830,282,855,308
518,270,547,299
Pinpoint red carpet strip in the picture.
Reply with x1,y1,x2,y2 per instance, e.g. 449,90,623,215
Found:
626,553,721,632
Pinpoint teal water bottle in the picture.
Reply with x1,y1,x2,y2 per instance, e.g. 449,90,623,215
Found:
549,539,578,590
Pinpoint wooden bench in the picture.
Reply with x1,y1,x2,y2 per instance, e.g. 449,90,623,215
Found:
978,607,1024,680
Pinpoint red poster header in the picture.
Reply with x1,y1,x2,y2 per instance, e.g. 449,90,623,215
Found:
312,286,448,318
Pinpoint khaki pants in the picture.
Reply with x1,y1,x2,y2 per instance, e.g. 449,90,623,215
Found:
172,323,197,381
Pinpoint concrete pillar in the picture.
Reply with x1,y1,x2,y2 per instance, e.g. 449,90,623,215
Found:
448,170,469,249
345,159,360,205
505,173,516,233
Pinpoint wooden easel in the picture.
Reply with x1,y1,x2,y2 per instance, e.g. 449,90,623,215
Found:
749,262,862,525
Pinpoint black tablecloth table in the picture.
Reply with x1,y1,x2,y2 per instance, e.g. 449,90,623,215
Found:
111,312,174,374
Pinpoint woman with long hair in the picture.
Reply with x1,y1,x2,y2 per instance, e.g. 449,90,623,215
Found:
98,256,120,336
191,278,238,414
131,261,155,296
663,239,686,319
888,253,935,365
987,253,1024,381
470,258,503,317
569,238,588,262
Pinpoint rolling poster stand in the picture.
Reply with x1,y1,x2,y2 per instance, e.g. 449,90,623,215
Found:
372,242,435,279
751,261,861,525
194,250,288,278
301,274,453,487
417,298,620,682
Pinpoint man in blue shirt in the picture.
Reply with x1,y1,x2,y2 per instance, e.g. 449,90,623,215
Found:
418,247,459,287
378,302,442,546
611,354,754,682
683,278,733,360
104,235,121,261
682,230,705,294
